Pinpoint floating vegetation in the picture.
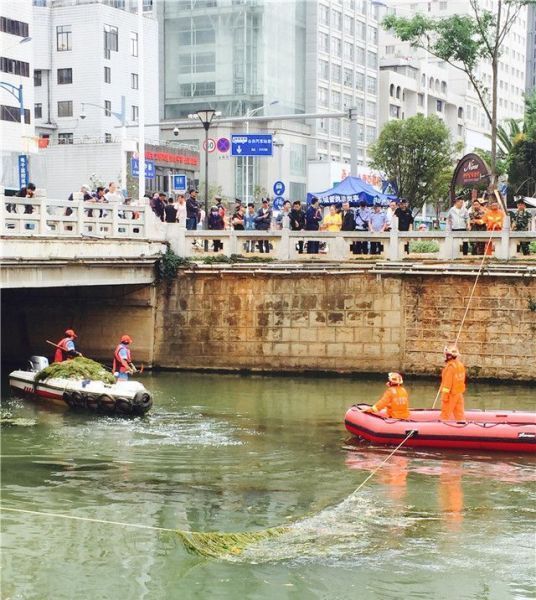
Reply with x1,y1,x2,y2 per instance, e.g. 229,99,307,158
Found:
0,418,37,427
176,526,289,559
35,357,115,384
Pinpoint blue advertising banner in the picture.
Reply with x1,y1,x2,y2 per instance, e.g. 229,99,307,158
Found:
18,155,29,188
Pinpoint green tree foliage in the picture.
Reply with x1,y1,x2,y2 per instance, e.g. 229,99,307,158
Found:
507,141,536,198
383,0,532,188
369,115,453,211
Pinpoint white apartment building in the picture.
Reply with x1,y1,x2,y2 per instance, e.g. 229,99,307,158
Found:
527,3,536,92
0,1,35,190
30,0,159,196
380,0,528,153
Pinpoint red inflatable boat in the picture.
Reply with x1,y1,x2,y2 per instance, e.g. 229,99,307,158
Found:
345,404,536,453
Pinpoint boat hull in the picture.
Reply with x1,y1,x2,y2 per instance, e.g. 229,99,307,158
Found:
9,370,153,416
345,405,536,453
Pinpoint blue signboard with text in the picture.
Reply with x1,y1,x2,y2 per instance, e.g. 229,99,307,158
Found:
273,181,285,196
18,155,29,189
130,158,155,178
172,174,187,191
231,134,273,157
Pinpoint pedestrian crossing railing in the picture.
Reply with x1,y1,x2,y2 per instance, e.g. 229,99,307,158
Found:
1,196,165,240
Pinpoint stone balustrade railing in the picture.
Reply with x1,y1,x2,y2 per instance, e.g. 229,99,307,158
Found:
2,195,535,262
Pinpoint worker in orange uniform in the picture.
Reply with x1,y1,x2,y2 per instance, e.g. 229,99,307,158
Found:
363,372,410,419
54,329,81,362
482,198,504,256
440,343,466,421
113,335,137,381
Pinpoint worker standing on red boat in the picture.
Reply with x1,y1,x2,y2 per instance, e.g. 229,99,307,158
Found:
113,335,137,381
363,372,410,419
53,329,81,363
440,343,466,421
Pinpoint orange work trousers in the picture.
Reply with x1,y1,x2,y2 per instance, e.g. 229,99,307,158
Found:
440,393,465,421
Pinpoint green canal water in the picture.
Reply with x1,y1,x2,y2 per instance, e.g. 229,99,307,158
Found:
1,372,535,599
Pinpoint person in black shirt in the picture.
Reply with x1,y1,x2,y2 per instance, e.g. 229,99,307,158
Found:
164,198,178,223
394,199,414,231
340,200,355,231
290,200,306,254
305,197,323,254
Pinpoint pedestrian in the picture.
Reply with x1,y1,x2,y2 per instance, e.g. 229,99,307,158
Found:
244,202,256,252
510,198,531,256
439,343,466,421
255,198,272,253
447,196,470,255
53,329,81,363
276,200,292,229
483,198,504,255
208,205,225,251
289,200,305,254
368,203,387,255
164,197,178,223
469,198,487,255
385,200,398,231
214,195,226,225
104,181,124,204
394,199,414,231
361,372,410,420
232,204,245,230
321,204,342,231
186,188,200,230
113,335,136,381
354,200,370,255
16,182,37,215
174,193,187,225
305,197,322,254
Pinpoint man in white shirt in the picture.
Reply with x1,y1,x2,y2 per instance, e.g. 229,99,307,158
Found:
104,181,124,204
173,193,187,225
447,196,470,255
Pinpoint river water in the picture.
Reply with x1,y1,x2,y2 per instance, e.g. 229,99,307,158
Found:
1,372,535,599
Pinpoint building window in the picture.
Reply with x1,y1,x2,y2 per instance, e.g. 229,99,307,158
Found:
385,45,394,55
131,73,138,89
366,75,376,94
457,124,463,136
344,15,354,35
319,4,329,26
366,100,376,119
290,143,306,176
0,104,30,124
332,63,341,82
344,41,353,61
318,59,329,80
58,132,73,144
355,45,365,65
130,31,138,57
105,133,112,143
104,100,111,116
34,69,42,86
458,106,463,118
57,67,72,84
0,16,29,38
56,25,72,51
343,68,353,87
331,90,341,108
355,71,364,91
318,86,329,107
331,37,342,57
436,99,443,112
418,93,424,107
331,9,342,31
367,50,377,69
0,57,30,77
179,81,216,96
331,120,341,136
289,182,306,201
366,125,376,142
57,100,73,117
104,24,118,58
389,104,400,118
104,66,111,83
389,84,394,97
131,105,139,121
319,32,329,53
179,52,216,74
34,103,42,119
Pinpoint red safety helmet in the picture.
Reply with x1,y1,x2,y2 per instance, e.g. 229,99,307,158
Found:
65,329,77,338
120,335,133,344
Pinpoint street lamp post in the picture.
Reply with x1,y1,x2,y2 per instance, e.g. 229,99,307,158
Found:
80,95,127,194
244,100,278,203
189,109,216,222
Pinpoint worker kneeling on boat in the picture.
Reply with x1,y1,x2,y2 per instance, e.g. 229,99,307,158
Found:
54,329,81,363
113,335,137,381
440,343,466,421
364,372,410,419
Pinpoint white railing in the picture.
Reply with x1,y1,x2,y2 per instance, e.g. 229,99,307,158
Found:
1,196,166,240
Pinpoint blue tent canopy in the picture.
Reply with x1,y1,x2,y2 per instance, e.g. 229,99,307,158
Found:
308,176,398,207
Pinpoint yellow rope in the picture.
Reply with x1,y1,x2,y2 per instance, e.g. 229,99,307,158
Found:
431,234,494,409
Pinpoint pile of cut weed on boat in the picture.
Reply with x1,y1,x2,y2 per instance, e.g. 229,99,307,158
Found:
35,357,115,385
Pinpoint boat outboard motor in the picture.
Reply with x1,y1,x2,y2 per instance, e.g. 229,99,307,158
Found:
28,356,49,372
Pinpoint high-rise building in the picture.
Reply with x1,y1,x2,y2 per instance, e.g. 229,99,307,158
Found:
0,2,35,191
379,0,528,153
158,0,380,199
527,3,536,92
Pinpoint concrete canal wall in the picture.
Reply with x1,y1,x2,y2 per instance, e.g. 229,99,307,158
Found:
154,270,536,381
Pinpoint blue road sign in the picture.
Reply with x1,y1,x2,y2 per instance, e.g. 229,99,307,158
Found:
18,155,29,188
172,174,187,191
273,196,285,210
131,158,155,178
273,180,285,196
231,134,273,157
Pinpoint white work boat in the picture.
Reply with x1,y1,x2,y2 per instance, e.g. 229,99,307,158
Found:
9,356,153,416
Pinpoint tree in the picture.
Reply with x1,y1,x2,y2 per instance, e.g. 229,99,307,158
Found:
383,0,533,191
369,114,453,211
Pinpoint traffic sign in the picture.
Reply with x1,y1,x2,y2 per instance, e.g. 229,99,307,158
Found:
172,174,187,191
217,137,230,153
131,158,155,178
273,180,285,196
203,138,216,152
231,134,273,157
273,196,285,210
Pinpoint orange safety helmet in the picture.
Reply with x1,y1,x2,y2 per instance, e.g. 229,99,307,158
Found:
65,329,77,338
120,335,133,344
444,343,460,358
387,372,403,385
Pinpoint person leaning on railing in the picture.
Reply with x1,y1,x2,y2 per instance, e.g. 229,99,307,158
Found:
447,196,470,256
510,198,531,256
468,198,487,255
